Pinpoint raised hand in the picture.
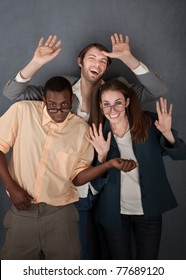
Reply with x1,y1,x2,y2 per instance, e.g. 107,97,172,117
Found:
19,35,62,79
101,33,140,70
32,35,62,66
154,97,172,134
87,123,111,162
154,97,175,144
102,33,131,59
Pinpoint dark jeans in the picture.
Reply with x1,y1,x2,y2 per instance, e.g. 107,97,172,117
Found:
75,191,98,260
99,214,162,260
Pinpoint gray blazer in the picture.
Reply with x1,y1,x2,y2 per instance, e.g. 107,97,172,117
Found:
3,71,169,113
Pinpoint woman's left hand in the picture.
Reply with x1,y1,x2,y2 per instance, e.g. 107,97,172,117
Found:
154,97,172,134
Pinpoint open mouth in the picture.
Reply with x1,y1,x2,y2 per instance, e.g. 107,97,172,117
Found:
109,113,119,119
90,68,100,76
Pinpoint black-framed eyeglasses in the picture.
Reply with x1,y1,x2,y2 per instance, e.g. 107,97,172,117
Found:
46,100,71,114
101,101,125,113
47,107,71,114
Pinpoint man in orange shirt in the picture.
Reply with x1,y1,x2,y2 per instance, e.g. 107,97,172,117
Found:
0,76,136,260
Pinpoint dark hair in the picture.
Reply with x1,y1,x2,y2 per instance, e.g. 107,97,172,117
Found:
43,76,73,97
78,43,112,67
88,79,151,144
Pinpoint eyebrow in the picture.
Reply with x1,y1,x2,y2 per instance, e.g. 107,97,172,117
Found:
88,54,108,61
102,98,124,102
47,99,69,102
88,54,96,57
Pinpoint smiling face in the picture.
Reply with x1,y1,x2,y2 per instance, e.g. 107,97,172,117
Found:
78,47,108,83
100,90,130,124
43,89,73,123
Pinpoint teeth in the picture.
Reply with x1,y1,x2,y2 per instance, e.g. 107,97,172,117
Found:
110,114,119,118
90,68,99,74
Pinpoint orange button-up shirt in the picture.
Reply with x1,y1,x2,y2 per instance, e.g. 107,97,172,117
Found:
0,101,94,206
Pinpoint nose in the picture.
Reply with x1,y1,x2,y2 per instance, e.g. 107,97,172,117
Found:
56,109,63,114
93,59,101,68
110,105,117,112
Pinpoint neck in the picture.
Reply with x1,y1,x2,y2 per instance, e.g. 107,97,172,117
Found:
80,76,102,97
80,77,102,113
110,117,129,138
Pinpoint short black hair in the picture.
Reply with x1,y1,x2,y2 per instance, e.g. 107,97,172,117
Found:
43,76,73,97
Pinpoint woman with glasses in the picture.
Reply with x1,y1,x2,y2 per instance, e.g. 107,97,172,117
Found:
87,79,186,260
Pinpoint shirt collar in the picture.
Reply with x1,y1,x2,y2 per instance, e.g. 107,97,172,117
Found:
72,78,105,104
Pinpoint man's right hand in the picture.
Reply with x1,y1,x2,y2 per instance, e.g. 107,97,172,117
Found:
8,182,34,211
32,35,62,66
19,35,62,80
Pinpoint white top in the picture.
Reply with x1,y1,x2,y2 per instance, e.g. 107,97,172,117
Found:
72,79,100,197
115,130,144,215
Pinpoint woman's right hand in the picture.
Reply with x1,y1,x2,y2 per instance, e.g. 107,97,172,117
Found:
87,123,111,163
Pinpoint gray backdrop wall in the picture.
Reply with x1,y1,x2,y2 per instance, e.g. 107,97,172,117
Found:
0,0,186,259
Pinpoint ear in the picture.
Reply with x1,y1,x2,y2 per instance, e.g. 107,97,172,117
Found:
99,102,104,114
72,94,75,102
125,98,130,108
42,96,46,106
77,57,82,68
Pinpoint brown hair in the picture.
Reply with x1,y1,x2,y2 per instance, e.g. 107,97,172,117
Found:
78,43,112,67
88,79,151,144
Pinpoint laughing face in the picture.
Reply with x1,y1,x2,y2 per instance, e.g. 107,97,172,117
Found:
78,47,108,83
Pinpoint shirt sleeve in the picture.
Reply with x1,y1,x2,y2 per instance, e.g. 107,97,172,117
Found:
70,131,94,180
0,103,19,153
132,62,149,75
15,72,31,82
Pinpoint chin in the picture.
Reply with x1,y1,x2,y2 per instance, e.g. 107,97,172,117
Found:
53,118,65,123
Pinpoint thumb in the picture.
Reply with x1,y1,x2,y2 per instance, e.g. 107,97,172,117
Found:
107,131,112,145
154,120,160,130
25,191,34,201
101,51,113,58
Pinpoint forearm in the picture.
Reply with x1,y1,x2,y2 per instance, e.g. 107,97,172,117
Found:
73,157,137,185
121,53,140,70
0,151,15,191
20,58,43,79
72,161,110,186
162,130,175,145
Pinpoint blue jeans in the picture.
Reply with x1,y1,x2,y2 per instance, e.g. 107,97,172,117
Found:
99,214,162,260
75,191,98,260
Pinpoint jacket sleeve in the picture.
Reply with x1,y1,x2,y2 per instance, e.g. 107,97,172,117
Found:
3,76,44,101
3,75,78,101
160,129,186,160
90,156,110,192
117,70,169,103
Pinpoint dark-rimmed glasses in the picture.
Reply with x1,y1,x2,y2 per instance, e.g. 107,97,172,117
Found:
47,107,71,114
101,101,125,113
46,100,71,114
